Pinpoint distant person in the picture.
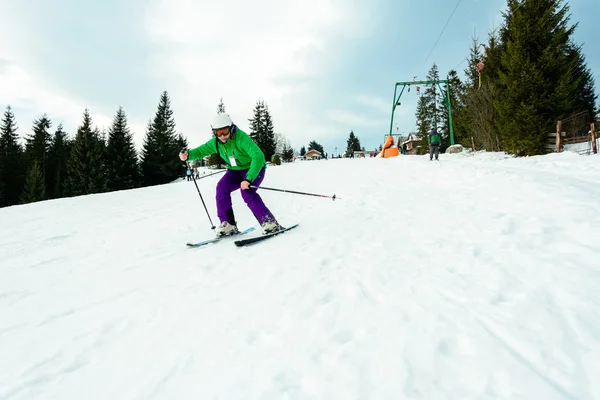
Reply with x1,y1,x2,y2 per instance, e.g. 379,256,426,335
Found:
179,113,281,236
186,168,192,181
428,128,441,161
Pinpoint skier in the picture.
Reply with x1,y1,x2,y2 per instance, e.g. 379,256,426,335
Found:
428,127,441,161
179,113,281,236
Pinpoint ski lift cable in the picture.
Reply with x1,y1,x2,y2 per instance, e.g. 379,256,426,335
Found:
453,57,468,71
416,0,464,78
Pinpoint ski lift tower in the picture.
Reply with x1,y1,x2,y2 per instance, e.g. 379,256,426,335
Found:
383,123,404,148
388,79,456,146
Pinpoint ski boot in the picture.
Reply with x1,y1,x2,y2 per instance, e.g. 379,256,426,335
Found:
216,221,238,237
261,220,281,234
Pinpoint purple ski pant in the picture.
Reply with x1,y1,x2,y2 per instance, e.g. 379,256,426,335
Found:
216,167,275,225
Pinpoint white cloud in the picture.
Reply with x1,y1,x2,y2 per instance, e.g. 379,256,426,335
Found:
327,109,373,127
0,0,371,151
0,60,146,145
353,94,393,117
143,0,366,147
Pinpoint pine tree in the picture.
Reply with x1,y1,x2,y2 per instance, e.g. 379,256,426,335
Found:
459,29,503,150
346,131,361,155
24,114,52,190
20,160,45,204
0,106,26,207
106,106,140,191
442,70,466,147
464,35,484,90
480,29,503,87
429,64,445,132
261,105,277,162
248,100,265,146
299,146,306,156
307,140,324,154
495,0,597,155
65,109,107,196
247,99,276,161
47,124,71,198
176,133,188,152
567,44,597,117
415,93,430,140
140,91,181,186
217,98,226,113
415,64,444,151
281,140,295,162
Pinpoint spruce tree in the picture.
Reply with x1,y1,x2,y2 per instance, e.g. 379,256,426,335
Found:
281,140,295,162
495,0,597,155
567,44,597,117
346,131,361,155
459,30,503,150
65,109,107,196
47,124,71,199
480,29,503,87
442,70,466,147
428,64,445,132
176,133,188,152
261,105,277,162
24,114,52,190
415,64,443,151
248,99,265,148
464,35,484,90
20,160,45,204
0,106,26,207
354,134,362,151
415,93,431,140
106,106,140,191
140,91,181,186
307,140,324,154
299,146,306,156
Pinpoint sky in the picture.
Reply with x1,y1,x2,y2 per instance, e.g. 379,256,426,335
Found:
0,0,599,155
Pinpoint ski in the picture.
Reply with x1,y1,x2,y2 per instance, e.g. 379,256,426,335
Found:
234,223,299,247
186,227,255,248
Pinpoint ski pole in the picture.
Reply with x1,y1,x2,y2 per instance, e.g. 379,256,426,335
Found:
182,157,216,230
195,169,226,180
250,185,339,200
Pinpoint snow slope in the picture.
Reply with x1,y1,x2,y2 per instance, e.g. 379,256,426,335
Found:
1,151,600,400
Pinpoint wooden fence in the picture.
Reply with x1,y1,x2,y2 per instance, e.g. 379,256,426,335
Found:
546,111,598,155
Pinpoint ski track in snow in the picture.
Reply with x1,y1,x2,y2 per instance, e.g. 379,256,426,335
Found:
1,152,600,399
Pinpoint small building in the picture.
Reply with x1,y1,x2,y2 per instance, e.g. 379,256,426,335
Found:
304,149,322,160
402,134,423,155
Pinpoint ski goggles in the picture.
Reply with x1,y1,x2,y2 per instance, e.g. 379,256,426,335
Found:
214,127,231,138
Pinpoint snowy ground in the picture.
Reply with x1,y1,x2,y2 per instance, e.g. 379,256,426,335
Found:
1,150,600,400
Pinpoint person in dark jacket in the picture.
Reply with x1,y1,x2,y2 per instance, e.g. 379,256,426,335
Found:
428,128,441,161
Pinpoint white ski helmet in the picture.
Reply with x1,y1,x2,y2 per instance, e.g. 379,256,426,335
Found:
211,113,233,131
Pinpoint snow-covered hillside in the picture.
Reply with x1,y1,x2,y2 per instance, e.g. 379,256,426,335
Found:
1,151,600,400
